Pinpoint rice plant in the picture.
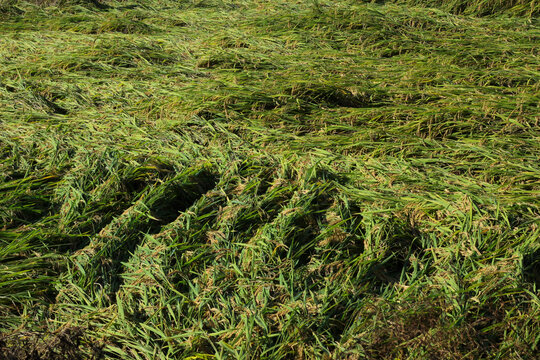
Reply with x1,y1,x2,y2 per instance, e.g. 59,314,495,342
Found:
0,0,538,359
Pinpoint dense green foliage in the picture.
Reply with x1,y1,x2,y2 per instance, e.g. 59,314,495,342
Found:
1,0,539,359
389,0,540,16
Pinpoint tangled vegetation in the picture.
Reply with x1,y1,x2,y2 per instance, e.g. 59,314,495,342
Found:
1,0,539,358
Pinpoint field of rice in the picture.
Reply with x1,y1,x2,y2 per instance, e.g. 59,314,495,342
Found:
0,0,539,358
